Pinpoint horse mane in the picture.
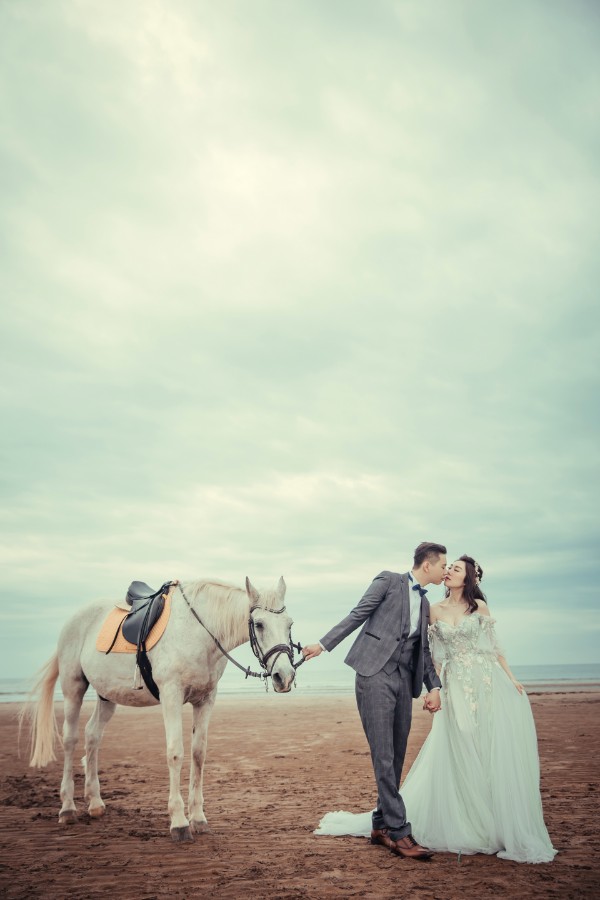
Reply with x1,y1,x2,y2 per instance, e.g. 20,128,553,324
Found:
181,579,285,649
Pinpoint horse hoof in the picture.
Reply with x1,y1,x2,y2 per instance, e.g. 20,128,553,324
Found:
171,826,194,842
190,820,212,835
59,810,78,825
89,805,106,819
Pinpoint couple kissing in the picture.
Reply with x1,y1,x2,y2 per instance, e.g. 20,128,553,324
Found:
302,541,556,864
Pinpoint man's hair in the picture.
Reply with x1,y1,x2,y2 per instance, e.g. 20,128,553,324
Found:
413,542,447,568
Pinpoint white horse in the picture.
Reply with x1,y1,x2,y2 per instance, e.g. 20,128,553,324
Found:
20,576,297,841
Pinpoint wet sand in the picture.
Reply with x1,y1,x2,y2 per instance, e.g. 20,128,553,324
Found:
0,691,598,899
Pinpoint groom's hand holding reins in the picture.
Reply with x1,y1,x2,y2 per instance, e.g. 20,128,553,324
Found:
302,643,323,661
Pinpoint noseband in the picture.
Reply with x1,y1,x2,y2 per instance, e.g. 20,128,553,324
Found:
178,583,305,689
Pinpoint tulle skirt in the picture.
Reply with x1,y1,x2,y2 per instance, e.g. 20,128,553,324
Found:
315,659,556,864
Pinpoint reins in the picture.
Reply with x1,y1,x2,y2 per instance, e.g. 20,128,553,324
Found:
177,582,305,690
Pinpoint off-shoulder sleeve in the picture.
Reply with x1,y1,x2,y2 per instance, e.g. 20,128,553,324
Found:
477,615,504,656
427,624,446,668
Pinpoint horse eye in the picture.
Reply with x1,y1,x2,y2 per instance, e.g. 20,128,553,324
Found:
255,621,263,630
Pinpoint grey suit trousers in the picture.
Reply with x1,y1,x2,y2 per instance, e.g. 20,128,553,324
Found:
355,663,413,839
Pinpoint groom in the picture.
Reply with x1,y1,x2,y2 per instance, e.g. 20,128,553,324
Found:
303,542,446,859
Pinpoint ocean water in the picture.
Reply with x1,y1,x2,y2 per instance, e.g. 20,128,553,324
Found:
2,662,599,703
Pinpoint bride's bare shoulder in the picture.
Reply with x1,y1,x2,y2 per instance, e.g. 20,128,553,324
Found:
429,601,445,622
475,598,491,617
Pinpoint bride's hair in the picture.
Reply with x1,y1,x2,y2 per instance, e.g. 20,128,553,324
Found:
446,554,488,614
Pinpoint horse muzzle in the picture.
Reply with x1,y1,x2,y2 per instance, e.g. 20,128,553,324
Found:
271,666,296,693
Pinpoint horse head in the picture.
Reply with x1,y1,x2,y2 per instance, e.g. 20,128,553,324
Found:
246,576,296,693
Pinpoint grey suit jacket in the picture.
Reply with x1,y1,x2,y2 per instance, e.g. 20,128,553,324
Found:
320,571,441,698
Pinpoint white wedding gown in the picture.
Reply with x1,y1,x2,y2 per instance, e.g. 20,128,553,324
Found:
315,614,556,864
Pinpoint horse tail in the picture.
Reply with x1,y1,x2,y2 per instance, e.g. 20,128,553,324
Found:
18,653,61,767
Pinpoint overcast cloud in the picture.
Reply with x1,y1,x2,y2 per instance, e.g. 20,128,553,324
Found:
1,0,599,680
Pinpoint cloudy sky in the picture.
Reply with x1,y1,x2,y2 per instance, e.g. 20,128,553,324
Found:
1,0,598,683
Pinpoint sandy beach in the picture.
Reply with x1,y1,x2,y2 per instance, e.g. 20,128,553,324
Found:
0,691,598,899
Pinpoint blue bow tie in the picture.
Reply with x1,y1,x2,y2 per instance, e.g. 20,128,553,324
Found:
412,583,426,597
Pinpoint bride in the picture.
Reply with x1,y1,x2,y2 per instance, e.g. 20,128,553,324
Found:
315,556,556,864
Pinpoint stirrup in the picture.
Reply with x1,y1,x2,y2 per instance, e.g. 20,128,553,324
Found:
132,664,143,690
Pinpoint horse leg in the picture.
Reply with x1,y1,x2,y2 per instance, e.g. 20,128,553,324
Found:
83,697,116,818
188,692,216,835
58,678,87,825
161,686,193,842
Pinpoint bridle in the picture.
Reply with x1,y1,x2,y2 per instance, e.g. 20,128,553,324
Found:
178,582,305,690
248,603,302,681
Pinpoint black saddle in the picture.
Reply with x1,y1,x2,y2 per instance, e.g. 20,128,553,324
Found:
122,581,169,645
109,580,175,701
126,580,157,608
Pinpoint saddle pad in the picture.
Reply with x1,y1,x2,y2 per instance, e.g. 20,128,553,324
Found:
95,591,173,653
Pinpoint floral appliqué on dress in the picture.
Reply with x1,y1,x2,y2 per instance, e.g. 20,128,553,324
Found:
428,614,501,724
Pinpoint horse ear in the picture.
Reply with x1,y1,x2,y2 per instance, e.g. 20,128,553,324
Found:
277,576,286,600
245,577,260,603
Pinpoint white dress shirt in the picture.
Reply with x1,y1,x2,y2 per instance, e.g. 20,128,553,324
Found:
407,572,426,636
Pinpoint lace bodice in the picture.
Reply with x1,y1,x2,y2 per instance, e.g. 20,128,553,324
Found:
428,612,502,667
428,613,504,718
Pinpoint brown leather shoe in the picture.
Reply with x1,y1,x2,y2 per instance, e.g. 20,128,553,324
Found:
370,828,397,851
391,834,434,859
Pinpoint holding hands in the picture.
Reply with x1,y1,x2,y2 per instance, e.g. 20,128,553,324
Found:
423,690,442,714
